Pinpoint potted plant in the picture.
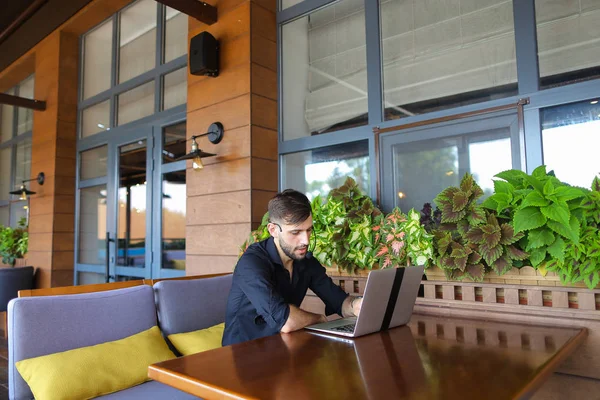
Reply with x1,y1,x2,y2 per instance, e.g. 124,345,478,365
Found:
373,208,434,269
311,177,382,274
427,173,529,281
0,217,28,267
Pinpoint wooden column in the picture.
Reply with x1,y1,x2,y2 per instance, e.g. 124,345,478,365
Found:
26,31,78,288
185,0,277,276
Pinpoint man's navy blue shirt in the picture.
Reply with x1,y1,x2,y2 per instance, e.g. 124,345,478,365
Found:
222,237,348,346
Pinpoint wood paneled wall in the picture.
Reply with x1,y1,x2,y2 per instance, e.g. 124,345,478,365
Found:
185,0,277,276
26,31,79,288
0,0,277,283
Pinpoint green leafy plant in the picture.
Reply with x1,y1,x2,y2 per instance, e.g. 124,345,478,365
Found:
432,173,489,280
0,217,28,267
482,166,587,268
547,176,600,289
374,208,434,268
464,213,528,275
319,177,382,273
239,212,270,256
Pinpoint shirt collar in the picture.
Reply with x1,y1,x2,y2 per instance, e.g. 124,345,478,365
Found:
266,237,284,266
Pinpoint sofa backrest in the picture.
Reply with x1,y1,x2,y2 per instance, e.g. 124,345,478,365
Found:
8,285,158,400
153,274,233,337
0,267,33,312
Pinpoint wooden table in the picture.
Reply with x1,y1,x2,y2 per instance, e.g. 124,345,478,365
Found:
149,314,587,400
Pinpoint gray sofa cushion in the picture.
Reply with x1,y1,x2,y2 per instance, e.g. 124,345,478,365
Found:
153,275,233,337
8,285,158,400
96,381,201,399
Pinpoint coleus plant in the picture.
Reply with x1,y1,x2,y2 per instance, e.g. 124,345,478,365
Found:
374,208,434,269
432,173,489,280
420,202,442,233
482,166,587,268
546,176,600,289
464,213,528,275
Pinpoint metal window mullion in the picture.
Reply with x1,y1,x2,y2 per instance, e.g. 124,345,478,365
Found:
277,0,337,24
111,14,119,128
523,108,543,174
12,84,19,140
513,0,539,94
278,125,372,155
364,0,383,126
155,3,165,114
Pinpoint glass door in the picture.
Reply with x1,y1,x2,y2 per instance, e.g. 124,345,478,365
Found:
380,111,523,213
107,129,153,281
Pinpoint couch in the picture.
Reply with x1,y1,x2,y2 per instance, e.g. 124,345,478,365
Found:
8,274,233,400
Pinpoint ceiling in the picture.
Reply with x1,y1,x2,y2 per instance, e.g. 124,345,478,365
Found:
0,0,93,73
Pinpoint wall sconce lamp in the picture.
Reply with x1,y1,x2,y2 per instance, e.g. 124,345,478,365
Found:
176,122,224,170
9,172,45,200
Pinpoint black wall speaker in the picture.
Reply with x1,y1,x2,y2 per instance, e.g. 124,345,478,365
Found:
189,32,219,77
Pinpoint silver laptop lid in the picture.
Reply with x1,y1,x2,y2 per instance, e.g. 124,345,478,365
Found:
354,266,424,337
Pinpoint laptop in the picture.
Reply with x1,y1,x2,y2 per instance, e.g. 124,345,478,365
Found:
304,266,424,338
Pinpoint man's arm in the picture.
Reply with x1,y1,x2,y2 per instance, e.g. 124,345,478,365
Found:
280,305,327,333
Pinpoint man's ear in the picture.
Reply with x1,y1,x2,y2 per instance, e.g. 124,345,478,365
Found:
267,223,279,238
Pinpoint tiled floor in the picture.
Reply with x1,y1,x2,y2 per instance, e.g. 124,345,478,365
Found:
0,335,8,400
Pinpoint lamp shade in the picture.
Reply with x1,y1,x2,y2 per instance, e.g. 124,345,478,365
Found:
176,149,217,160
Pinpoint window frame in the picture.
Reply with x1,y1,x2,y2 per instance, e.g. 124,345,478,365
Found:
276,0,600,211
0,76,35,227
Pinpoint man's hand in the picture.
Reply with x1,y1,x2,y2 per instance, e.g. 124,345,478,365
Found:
351,296,362,316
342,295,363,318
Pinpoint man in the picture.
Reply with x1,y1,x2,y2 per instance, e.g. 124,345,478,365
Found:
222,189,363,346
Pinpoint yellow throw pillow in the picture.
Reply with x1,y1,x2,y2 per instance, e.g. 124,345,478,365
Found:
168,323,225,356
16,326,175,400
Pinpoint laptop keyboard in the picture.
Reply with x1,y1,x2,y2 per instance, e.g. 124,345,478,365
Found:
331,323,356,333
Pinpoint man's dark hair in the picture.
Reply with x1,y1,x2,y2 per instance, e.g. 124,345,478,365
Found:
268,189,312,225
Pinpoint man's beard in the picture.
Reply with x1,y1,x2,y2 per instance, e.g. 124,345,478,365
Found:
278,237,307,261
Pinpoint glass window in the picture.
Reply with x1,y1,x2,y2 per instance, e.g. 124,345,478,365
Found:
281,0,368,140
16,76,34,134
162,171,186,270
81,100,110,138
117,140,147,267
162,121,186,164
78,185,107,264
541,98,600,187
0,148,11,201
536,0,600,89
81,146,108,180
13,138,32,191
117,81,155,125
0,206,8,226
119,0,157,83
163,67,187,110
1,89,14,143
281,0,303,10
282,140,370,200
164,8,188,63
83,19,113,99
392,132,513,212
78,272,106,285
10,201,27,226
380,0,517,121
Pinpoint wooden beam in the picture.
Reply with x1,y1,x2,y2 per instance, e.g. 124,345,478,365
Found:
0,92,46,111
0,0,49,46
155,0,217,25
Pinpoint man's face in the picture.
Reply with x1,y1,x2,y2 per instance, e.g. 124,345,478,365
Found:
270,216,313,261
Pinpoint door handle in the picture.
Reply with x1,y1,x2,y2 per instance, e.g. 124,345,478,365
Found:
105,232,115,283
